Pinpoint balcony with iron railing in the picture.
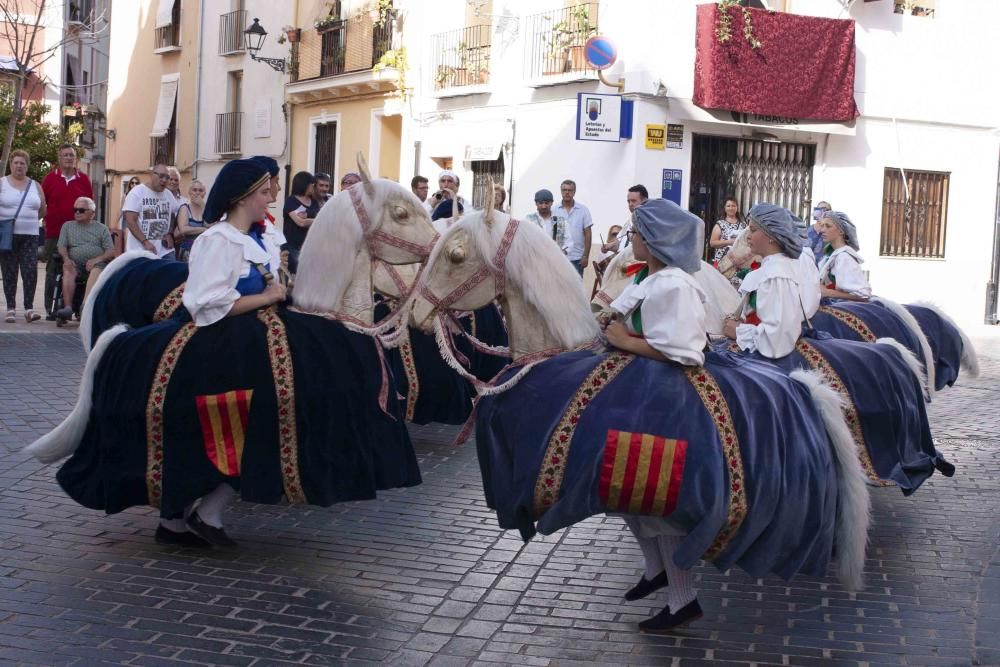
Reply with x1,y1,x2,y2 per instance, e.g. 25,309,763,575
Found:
219,9,246,55
430,25,491,93
215,111,242,155
154,1,182,53
523,3,599,82
290,13,394,84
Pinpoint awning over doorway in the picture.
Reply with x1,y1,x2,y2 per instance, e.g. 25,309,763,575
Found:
669,97,857,136
150,74,178,138
693,4,859,123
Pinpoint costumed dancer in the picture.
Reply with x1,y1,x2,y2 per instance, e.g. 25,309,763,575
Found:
248,155,291,287
601,198,708,632
722,203,805,359
817,211,871,302
179,159,286,547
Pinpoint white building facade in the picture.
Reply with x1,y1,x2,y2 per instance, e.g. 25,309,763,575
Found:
397,0,1000,327
193,0,292,190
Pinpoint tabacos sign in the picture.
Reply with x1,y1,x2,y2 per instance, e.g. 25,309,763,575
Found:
730,111,799,126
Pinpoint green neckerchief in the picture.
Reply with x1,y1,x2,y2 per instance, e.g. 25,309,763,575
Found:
823,244,836,287
630,265,650,335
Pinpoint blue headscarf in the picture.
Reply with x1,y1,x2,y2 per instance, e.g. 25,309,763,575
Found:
789,212,809,245
249,155,280,177
748,203,802,259
204,159,270,224
632,198,703,274
822,210,859,251
431,199,464,221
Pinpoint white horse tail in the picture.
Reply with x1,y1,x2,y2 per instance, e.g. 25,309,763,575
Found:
790,369,870,592
79,250,158,353
875,337,929,400
871,296,936,399
24,324,128,464
914,300,980,378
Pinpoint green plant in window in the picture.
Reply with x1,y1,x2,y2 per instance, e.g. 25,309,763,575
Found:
374,46,409,98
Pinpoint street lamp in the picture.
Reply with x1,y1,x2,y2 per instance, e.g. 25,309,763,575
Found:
244,18,287,73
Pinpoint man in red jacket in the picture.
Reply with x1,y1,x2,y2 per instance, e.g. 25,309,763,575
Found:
41,144,93,318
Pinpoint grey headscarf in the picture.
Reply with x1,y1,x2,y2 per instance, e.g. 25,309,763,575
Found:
632,198,703,274
789,212,809,245
822,210,859,251
748,203,803,259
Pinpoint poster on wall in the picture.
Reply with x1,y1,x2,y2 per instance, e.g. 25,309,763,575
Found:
667,124,684,149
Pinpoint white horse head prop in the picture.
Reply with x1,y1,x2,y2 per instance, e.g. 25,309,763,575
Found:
716,226,759,279
412,208,599,361
293,154,438,318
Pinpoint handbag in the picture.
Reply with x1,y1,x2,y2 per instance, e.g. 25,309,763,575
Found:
0,178,32,251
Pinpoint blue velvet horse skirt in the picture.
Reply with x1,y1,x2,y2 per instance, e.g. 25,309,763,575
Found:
474,349,840,581
92,258,511,427
811,299,965,391
57,308,421,519
721,332,949,495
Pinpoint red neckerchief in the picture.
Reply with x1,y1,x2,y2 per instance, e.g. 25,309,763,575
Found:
624,261,647,277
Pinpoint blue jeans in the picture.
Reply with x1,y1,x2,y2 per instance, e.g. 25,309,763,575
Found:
570,259,584,277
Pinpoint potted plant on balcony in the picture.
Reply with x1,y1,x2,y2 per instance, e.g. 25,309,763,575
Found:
435,64,454,89
373,46,408,96
315,14,340,32
565,5,596,70
476,64,489,84
451,42,470,86
371,0,397,28
62,102,82,117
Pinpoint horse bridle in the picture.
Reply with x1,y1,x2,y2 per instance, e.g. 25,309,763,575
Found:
349,186,439,259
418,218,520,312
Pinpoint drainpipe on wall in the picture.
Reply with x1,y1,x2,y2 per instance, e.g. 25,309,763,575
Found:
985,145,1000,325
191,0,206,179
413,140,421,177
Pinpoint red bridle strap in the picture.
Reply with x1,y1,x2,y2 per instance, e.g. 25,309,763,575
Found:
419,218,521,311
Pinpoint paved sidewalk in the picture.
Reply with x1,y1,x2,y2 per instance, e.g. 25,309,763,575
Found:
0,333,998,666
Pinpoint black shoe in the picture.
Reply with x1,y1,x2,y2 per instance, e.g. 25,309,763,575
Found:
624,571,669,601
638,599,703,634
45,313,56,321
934,457,956,477
155,524,212,549
187,512,238,548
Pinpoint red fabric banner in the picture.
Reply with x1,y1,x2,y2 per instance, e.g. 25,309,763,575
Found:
693,4,859,122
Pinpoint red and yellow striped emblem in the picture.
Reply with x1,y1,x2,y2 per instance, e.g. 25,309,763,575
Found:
195,390,253,477
598,430,686,516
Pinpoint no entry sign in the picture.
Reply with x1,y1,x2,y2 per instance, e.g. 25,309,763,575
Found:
584,36,617,71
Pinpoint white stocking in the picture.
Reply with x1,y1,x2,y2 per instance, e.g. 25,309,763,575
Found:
623,517,665,578
197,483,236,528
657,535,696,613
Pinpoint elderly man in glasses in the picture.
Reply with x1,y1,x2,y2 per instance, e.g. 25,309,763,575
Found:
122,162,179,259
54,196,115,320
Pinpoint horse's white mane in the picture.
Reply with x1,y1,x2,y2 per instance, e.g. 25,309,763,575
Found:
292,179,414,313
434,210,599,349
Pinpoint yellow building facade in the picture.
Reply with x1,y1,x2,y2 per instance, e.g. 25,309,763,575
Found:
286,0,402,186
104,0,198,229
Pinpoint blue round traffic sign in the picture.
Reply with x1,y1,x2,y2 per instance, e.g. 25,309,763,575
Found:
584,36,617,71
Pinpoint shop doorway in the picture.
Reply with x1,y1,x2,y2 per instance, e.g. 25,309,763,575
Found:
689,135,816,255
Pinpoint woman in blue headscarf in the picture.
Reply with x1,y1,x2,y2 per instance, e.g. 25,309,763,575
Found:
818,210,871,301
722,203,807,359
602,198,708,633
183,159,286,328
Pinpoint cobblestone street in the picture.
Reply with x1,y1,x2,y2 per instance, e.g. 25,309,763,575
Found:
1,330,999,666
